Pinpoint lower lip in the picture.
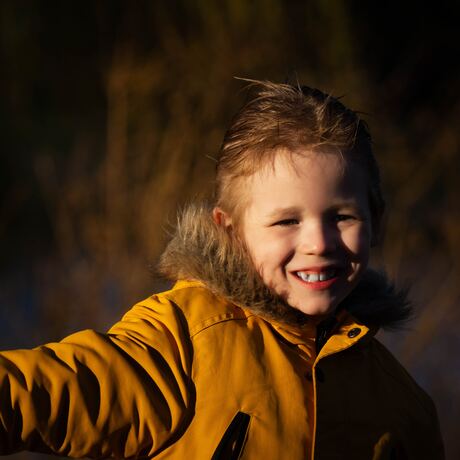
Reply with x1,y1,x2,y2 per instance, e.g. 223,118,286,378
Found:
293,274,339,290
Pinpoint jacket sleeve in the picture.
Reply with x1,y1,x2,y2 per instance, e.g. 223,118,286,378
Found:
0,294,195,458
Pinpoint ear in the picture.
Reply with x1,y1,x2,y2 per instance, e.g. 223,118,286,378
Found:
212,207,233,227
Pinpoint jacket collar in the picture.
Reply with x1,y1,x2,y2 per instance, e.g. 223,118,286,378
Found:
158,203,412,330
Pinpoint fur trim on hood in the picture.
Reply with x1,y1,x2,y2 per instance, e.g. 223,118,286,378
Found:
158,203,412,329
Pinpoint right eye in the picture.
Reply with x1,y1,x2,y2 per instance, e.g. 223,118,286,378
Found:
274,219,299,226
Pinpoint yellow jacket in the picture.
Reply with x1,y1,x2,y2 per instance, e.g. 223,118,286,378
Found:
0,281,444,458
0,205,444,459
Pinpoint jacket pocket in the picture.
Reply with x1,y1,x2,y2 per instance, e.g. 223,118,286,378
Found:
373,433,408,460
211,411,251,460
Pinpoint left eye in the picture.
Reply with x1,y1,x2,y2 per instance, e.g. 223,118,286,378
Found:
334,214,355,222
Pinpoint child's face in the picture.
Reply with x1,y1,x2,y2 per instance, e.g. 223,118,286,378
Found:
239,151,372,317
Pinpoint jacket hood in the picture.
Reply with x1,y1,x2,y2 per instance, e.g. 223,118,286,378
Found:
158,203,412,329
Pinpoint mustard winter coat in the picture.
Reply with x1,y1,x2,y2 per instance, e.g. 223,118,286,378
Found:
0,205,444,459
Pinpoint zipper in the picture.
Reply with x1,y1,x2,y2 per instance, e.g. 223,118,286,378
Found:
211,411,251,460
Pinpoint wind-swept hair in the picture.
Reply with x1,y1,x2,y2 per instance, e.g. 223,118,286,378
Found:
215,80,384,238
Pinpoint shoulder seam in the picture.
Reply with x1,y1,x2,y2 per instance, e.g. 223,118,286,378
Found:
157,284,254,338
190,314,251,338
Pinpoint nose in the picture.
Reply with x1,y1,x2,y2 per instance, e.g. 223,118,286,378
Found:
298,220,337,255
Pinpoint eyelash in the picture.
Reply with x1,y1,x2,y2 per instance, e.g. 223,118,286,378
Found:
334,214,356,222
273,214,357,226
274,219,299,226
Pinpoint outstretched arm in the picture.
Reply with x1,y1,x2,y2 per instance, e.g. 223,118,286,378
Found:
0,295,194,458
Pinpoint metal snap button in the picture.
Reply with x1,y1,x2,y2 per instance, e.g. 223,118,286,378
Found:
347,327,361,338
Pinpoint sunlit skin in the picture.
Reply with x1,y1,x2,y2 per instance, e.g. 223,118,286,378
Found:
215,151,373,317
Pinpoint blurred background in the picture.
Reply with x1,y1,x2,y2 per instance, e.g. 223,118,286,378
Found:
0,1,459,458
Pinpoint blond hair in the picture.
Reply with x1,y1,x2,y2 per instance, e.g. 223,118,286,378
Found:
215,80,385,237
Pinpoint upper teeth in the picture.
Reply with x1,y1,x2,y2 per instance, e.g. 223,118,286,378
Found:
297,270,336,282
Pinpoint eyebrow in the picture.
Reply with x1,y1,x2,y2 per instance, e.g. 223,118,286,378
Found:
265,201,365,219
265,206,302,219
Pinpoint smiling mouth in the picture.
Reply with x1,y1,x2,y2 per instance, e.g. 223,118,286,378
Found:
293,268,339,290
295,269,337,282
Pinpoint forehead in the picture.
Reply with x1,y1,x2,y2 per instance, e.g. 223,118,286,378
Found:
242,150,370,211
249,150,363,187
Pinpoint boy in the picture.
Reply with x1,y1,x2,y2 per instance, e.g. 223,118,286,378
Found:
0,81,444,459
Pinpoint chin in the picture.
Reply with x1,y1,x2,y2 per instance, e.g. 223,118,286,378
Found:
288,299,336,317
286,289,345,317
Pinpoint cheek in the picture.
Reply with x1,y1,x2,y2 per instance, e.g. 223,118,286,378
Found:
243,229,289,276
343,226,371,259
246,235,274,270
240,225,267,270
